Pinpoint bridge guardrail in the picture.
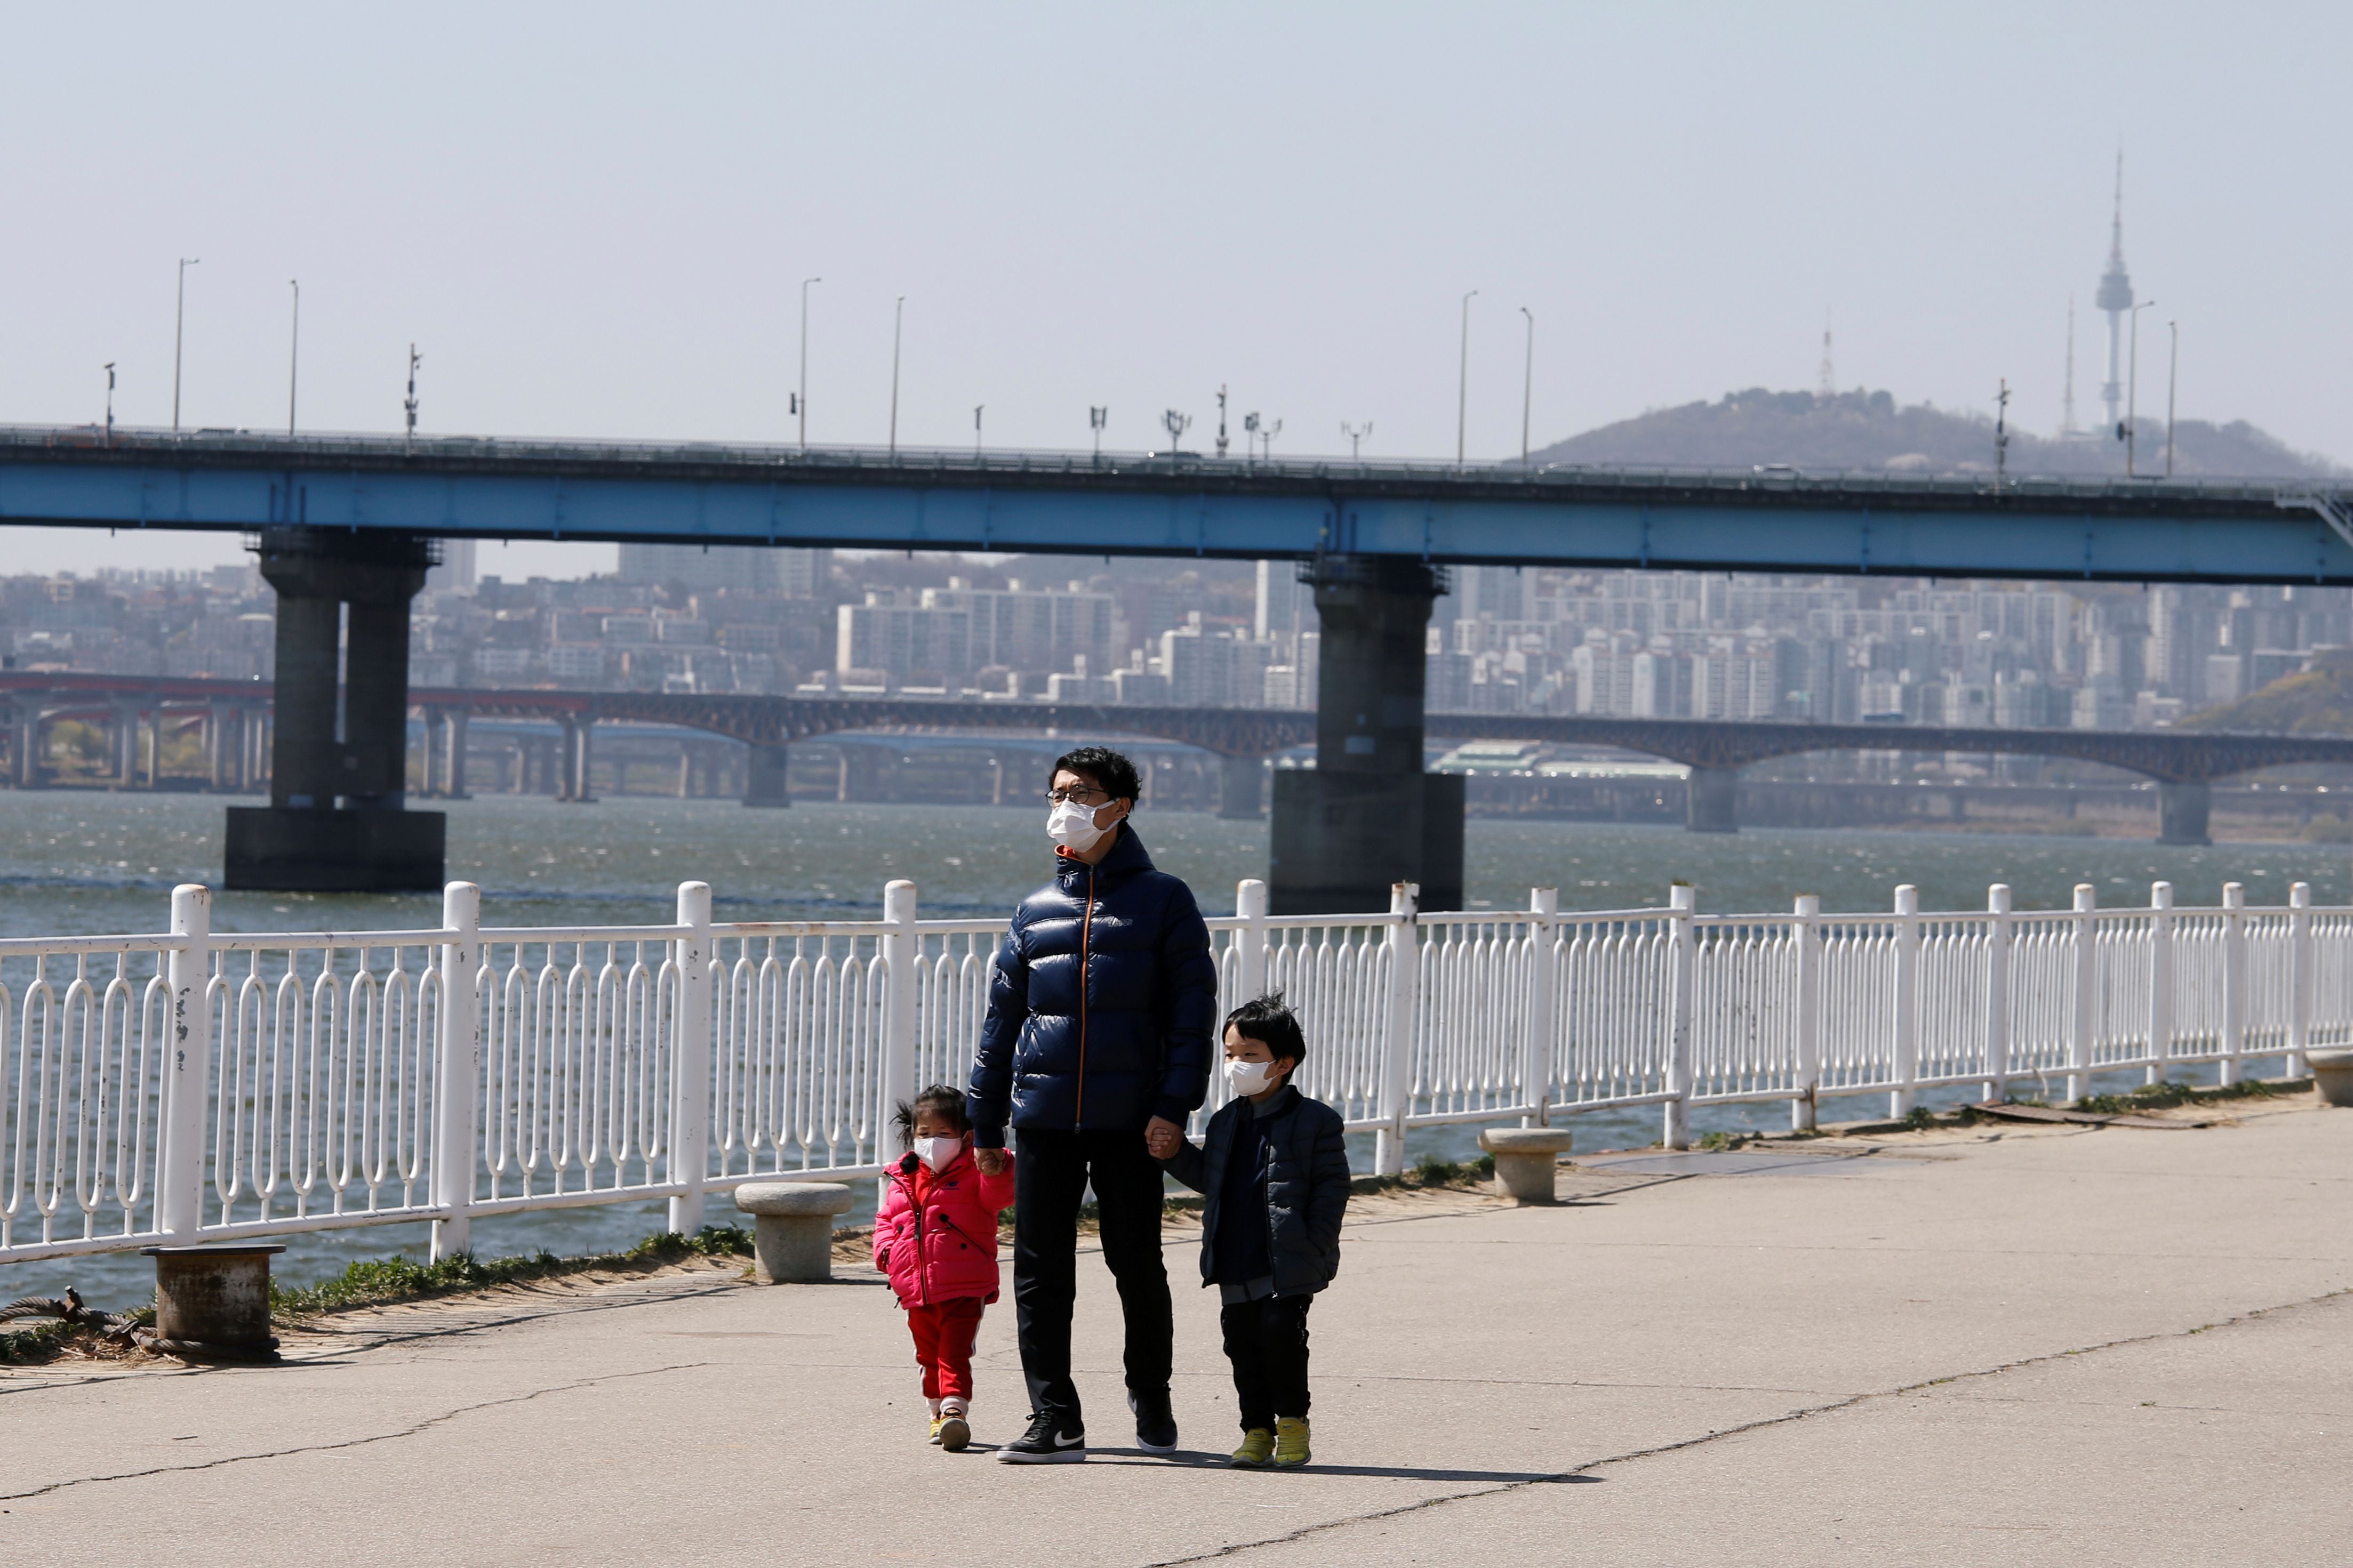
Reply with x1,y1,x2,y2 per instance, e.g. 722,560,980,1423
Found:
2,873,2336,1266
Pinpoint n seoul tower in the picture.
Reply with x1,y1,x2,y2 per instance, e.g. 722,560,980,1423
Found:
2095,152,2134,434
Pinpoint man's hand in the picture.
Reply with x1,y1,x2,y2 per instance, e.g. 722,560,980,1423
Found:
1145,1116,1183,1160
974,1147,1010,1176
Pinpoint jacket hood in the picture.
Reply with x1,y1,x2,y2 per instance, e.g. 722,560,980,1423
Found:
1054,820,1155,886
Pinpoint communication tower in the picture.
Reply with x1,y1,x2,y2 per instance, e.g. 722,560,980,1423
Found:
2095,153,2134,435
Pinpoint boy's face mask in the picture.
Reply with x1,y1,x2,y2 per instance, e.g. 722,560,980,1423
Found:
1224,1058,1279,1096
915,1135,964,1172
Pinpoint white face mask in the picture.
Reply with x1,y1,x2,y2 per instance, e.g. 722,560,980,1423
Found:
915,1135,963,1172
1225,1058,1280,1096
1047,798,1114,853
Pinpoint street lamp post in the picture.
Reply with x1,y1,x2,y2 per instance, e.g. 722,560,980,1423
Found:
404,344,421,453
973,404,984,455
1518,305,1534,465
2124,299,2157,476
1456,289,1478,467
103,362,116,447
1089,405,1108,462
286,280,300,436
798,276,821,449
1341,420,1372,460
172,257,199,433
2165,319,2180,478
889,295,905,455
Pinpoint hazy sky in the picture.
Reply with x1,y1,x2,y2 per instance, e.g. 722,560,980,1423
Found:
4,2,2346,577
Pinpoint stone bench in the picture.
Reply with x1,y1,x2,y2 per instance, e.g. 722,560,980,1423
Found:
734,1181,857,1282
1477,1127,1575,1204
2311,1049,2353,1107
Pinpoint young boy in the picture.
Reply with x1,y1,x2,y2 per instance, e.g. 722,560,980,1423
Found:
1154,994,1349,1468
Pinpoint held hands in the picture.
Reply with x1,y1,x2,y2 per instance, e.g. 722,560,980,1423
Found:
1144,1116,1183,1160
974,1147,1010,1176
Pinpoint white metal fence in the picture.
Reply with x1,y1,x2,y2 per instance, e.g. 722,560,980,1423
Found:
4,874,2339,1267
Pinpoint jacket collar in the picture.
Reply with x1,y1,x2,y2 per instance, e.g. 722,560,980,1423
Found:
1246,1083,1302,1121
1055,820,1154,887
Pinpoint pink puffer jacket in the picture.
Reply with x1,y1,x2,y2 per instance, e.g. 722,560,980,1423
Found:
873,1146,1016,1308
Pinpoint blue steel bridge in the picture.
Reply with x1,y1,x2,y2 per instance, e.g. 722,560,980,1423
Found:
7,423,2350,897
6,423,2353,582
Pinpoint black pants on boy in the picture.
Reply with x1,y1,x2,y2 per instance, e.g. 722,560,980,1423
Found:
1012,1127,1173,1430
1220,1294,1312,1432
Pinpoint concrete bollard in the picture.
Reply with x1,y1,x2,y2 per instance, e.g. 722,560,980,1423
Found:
734,1181,856,1282
140,1243,286,1361
2310,1049,2353,1107
1477,1127,1575,1204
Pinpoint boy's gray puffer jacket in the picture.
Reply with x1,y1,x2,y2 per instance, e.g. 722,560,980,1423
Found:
1161,1084,1349,1296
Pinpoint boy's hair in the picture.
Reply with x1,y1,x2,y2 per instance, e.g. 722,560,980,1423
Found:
1052,746,1142,806
1223,993,1306,1068
893,1083,972,1148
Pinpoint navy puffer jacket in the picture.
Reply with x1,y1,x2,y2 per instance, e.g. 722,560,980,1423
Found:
969,824,1218,1144
1162,1085,1349,1296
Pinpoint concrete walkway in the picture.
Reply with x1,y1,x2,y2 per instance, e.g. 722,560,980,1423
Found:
5,1097,2347,1566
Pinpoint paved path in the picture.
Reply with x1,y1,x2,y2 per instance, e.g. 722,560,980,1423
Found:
5,1097,2347,1566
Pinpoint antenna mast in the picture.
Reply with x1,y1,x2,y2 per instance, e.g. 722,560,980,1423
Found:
2061,295,2078,437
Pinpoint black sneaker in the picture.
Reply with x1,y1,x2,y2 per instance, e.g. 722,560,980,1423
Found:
1129,1388,1178,1453
996,1410,1087,1464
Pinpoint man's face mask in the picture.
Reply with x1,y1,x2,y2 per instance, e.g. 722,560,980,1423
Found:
1048,797,1113,852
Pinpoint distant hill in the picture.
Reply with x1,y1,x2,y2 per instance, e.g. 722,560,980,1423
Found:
1529,388,2342,480
2179,650,2353,736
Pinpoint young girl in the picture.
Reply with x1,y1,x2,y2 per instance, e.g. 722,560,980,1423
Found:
873,1083,1016,1451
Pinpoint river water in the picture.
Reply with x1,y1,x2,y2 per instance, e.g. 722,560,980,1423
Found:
6,790,2338,1307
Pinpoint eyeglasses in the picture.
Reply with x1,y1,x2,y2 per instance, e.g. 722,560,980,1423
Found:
1044,786,1112,806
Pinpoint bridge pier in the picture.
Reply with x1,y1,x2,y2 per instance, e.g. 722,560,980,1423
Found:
1270,557,1462,915
2158,778,2212,846
7,701,36,789
557,715,598,802
1686,766,1740,833
744,741,791,807
225,528,445,892
1217,753,1265,819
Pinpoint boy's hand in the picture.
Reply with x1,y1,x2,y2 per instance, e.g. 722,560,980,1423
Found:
1145,1117,1182,1159
974,1147,1010,1176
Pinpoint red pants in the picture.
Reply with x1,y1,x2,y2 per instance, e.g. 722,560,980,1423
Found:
908,1298,986,1401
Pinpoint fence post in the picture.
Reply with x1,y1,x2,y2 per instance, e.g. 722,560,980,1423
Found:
430,881,483,1262
1525,888,1559,1127
2287,881,2312,1081
2148,881,2174,1085
158,883,214,1240
667,880,715,1239
1374,881,1419,1176
1982,883,2012,1105
1792,893,1820,1132
879,880,920,1169
1890,884,1920,1121
1235,878,1269,1003
2220,881,2246,1087
1663,883,1695,1151
2064,882,2095,1105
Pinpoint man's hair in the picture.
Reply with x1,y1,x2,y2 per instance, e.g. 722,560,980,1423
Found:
1223,993,1306,1067
1052,745,1142,805
893,1083,971,1148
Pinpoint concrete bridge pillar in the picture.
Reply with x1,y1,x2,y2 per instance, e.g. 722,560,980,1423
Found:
557,715,598,802
443,708,470,798
2158,778,2212,846
1685,765,1740,833
744,741,791,807
225,528,444,891
1269,556,1461,914
7,702,35,789
1217,753,1266,819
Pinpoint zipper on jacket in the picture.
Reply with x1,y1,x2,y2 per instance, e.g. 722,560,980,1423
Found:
1074,860,1095,1127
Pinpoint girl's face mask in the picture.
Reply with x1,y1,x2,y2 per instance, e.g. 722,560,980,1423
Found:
915,1134,964,1172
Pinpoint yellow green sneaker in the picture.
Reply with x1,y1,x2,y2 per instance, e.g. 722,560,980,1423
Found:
937,1413,971,1452
1229,1427,1275,1467
927,1416,947,1445
1271,1416,1311,1467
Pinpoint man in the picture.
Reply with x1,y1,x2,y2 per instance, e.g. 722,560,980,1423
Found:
969,745,1218,1463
